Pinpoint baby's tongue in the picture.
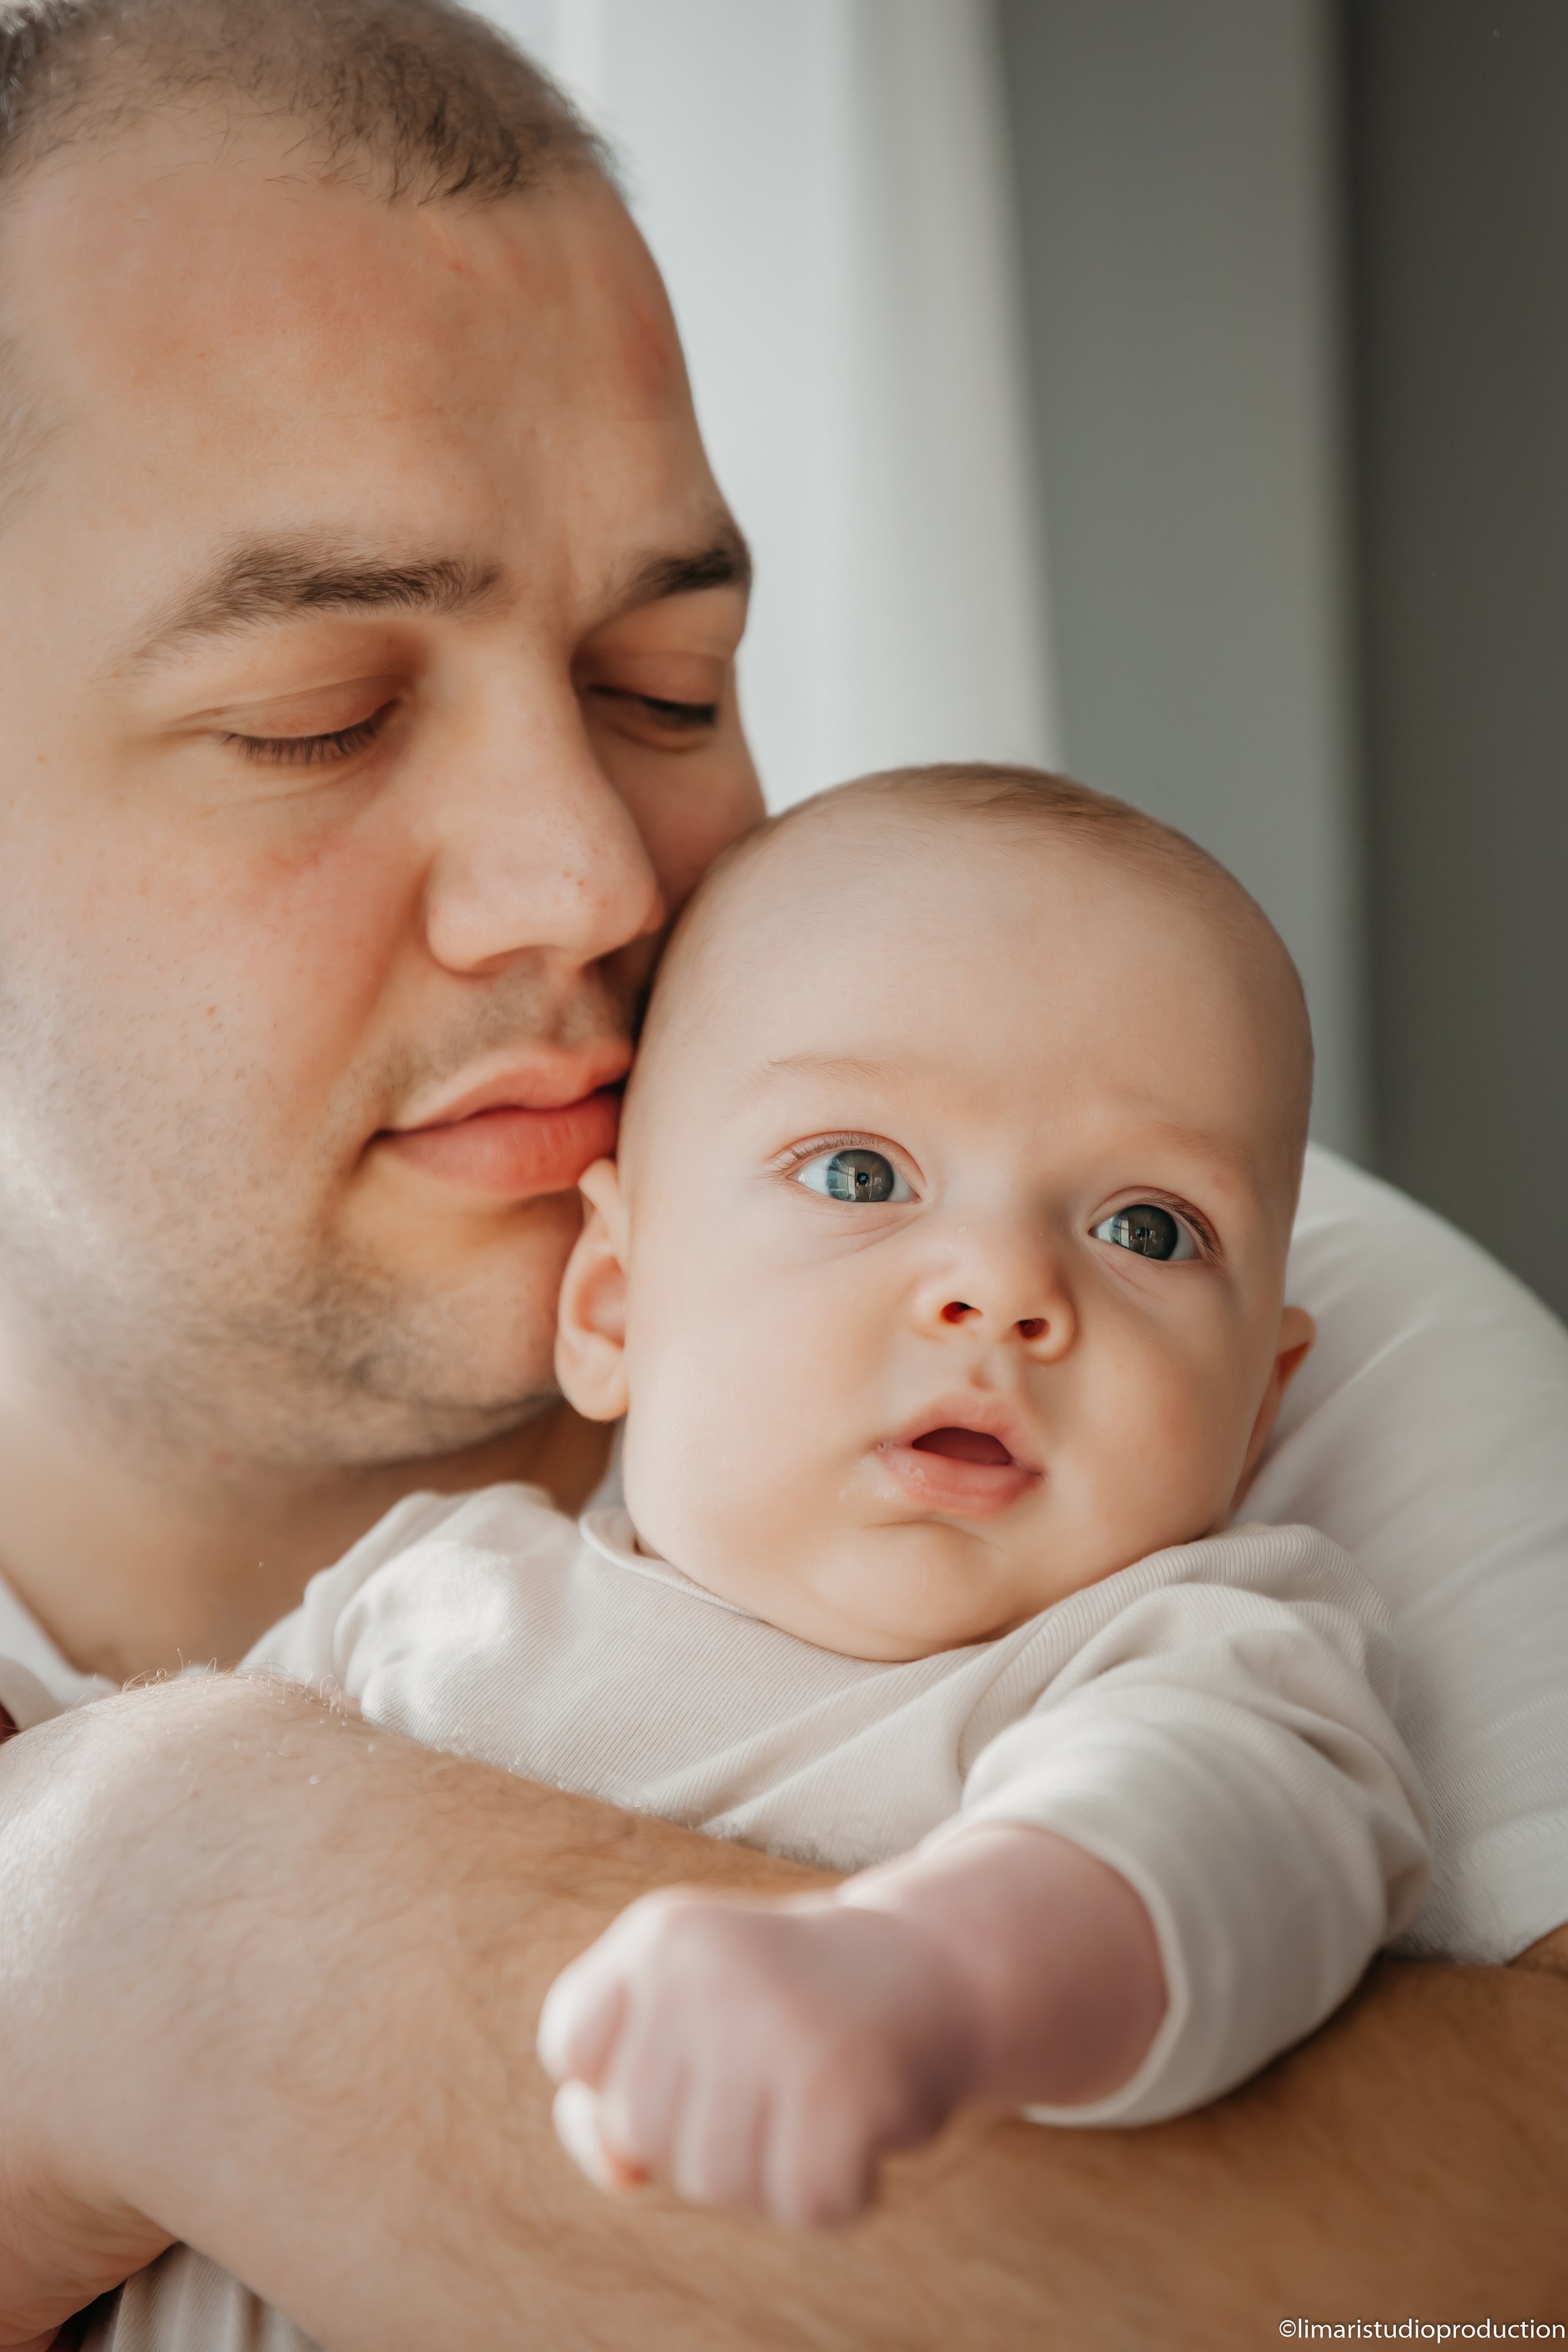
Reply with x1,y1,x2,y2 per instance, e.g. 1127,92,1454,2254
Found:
910,1428,1014,1468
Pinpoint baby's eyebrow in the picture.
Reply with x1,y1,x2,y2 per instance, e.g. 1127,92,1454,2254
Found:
744,1051,905,1098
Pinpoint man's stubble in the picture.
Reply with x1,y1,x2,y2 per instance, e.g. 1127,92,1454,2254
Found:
0,949,637,1480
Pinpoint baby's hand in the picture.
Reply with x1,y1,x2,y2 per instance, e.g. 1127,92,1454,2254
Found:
535,1888,984,2226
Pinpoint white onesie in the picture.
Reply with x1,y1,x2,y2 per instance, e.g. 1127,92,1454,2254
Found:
244,1486,1428,2130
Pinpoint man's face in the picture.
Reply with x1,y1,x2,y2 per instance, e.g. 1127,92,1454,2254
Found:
0,121,761,1468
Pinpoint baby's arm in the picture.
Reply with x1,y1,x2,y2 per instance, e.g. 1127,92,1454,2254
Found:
540,1526,1430,2223
536,1820,1165,2226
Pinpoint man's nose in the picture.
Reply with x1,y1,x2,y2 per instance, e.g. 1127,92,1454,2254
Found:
912,1222,1077,1360
418,671,665,976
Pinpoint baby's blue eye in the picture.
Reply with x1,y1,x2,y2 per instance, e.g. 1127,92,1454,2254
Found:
1091,1204,1196,1262
796,1148,911,1204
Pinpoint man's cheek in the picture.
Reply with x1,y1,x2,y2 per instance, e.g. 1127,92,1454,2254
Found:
145,834,410,1131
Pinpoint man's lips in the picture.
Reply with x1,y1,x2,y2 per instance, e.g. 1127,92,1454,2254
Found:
375,1085,623,1200
875,1399,1042,1517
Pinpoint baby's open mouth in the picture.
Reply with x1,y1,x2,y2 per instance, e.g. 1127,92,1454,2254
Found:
876,1411,1041,1517
910,1427,1017,1468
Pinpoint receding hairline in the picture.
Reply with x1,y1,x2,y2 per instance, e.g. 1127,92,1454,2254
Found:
0,0,611,510
630,763,1316,1200
0,0,610,205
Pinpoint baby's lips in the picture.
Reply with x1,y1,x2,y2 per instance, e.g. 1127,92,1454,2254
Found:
873,1434,1042,1519
878,1391,1043,1487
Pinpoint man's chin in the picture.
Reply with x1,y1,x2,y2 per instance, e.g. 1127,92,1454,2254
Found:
331,1194,582,1410
228,1251,573,1473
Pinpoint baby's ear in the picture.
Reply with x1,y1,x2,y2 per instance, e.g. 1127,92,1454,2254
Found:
1235,1305,1317,1498
556,1158,631,1423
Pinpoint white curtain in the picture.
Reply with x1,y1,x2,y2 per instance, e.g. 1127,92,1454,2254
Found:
483,0,1058,810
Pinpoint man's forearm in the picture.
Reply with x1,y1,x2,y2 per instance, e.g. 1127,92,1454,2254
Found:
0,1675,831,2345
3,1678,1566,2352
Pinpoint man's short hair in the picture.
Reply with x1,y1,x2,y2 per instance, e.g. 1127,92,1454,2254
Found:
0,0,605,201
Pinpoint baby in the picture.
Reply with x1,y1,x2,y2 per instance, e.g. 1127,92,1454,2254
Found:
249,764,1427,2225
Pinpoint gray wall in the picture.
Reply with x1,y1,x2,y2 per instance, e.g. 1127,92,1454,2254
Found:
1348,0,1568,1321
997,0,1366,1157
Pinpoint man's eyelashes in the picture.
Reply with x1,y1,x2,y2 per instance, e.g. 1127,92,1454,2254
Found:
586,685,719,733
222,704,396,766
220,678,719,771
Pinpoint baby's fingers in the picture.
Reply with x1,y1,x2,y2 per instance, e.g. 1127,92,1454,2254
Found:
537,1889,700,2083
766,2076,888,2230
670,2066,769,2214
552,2081,649,2196
537,1949,628,2087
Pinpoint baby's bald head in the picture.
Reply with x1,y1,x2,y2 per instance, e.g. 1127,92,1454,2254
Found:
628,763,1313,1227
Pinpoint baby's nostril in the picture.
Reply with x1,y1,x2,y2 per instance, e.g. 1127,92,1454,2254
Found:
1017,1317,1046,1340
941,1300,973,1325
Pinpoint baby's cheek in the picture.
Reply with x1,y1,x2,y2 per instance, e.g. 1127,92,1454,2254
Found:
622,1305,825,1580
1085,1351,1247,1548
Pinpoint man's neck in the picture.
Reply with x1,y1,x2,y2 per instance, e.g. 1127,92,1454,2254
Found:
0,1387,614,1684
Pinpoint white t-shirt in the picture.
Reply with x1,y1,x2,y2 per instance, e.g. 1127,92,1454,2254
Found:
1251,1150,1568,1962
10,1144,1568,2347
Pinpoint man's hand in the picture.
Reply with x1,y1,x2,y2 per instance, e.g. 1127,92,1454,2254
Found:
538,1890,981,2225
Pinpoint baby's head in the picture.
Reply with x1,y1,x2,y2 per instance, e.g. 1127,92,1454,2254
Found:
558,767,1314,1664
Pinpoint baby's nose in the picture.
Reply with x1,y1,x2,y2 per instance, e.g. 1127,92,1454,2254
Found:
914,1216,1076,1352
931,1294,1074,1361
940,1300,1049,1342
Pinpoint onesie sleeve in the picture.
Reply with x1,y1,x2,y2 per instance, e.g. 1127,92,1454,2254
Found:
241,1482,564,1698
944,1523,1429,2127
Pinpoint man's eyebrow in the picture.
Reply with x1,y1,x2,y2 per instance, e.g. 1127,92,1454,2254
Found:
124,540,504,669
125,521,752,673
615,521,753,611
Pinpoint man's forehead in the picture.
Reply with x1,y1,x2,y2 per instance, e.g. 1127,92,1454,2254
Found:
7,124,685,462
2,124,739,641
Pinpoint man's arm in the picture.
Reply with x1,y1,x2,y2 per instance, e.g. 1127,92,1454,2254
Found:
2,1677,1565,2352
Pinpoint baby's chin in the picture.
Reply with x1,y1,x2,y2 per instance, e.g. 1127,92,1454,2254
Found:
688,1517,1106,1665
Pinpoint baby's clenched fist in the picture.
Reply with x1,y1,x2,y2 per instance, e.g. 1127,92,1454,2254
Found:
536,1886,987,2226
